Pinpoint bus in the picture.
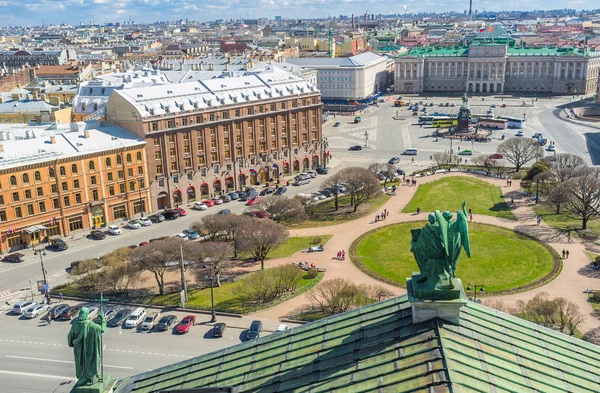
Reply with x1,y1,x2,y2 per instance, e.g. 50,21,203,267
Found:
498,116,524,129
418,115,435,125
471,113,494,124
478,118,508,129
432,117,458,128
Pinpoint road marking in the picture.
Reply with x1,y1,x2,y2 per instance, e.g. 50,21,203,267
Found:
0,369,76,380
5,355,133,370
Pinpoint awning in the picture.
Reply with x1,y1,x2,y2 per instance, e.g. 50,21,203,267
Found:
24,225,48,234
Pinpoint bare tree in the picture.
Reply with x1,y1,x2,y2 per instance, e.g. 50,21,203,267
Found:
192,215,229,242
321,172,344,211
498,137,542,172
253,196,308,224
306,278,362,315
368,162,396,187
188,241,233,287
103,259,144,295
433,152,452,169
358,284,395,301
516,292,584,336
563,168,600,229
236,219,289,270
340,167,381,212
472,155,488,168
131,238,184,295
69,259,103,293
550,153,587,183
297,194,318,217
547,181,571,214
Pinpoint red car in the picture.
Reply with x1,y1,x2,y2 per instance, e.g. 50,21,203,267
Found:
202,199,215,207
175,207,187,216
246,196,261,206
211,198,223,205
139,241,150,246
245,210,269,219
176,315,196,334
488,153,504,160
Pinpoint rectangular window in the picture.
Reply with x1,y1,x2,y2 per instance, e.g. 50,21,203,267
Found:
63,196,70,207
92,189,99,201
153,138,160,146
211,152,218,162
61,182,68,191
156,164,163,174
0,210,6,222
167,120,174,128
75,193,82,204
196,116,202,123
209,113,215,121
171,162,177,171
109,186,115,196
12,192,19,202
73,179,80,188
138,166,143,175
0,196,3,204
39,201,46,213
25,189,32,199
53,198,60,209
128,168,134,177
235,109,240,117
152,123,158,131
168,135,175,143
113,205,126,220
15,206,22,218
90,176,97,185
182,118,188,126
27,204,34,215
107,173,113,181
68,217,83,232
118,170,124,179
138,178,145,188
36,187,43,197
119,183,125,194
248,107,254,115
185,158,191,168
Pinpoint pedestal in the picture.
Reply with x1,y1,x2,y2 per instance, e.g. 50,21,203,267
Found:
407,273,467,325
71,375,118,393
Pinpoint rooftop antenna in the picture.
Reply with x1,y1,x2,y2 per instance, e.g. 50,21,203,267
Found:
328,21,334,58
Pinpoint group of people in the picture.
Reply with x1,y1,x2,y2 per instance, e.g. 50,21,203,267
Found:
383,185,397,195
460,135,491,143
406,179,417,186
562,249,570,259
336,250,346,260
376,209,390,222
301,261,316,269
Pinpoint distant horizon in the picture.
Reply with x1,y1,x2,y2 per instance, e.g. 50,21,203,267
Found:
1,1,599,28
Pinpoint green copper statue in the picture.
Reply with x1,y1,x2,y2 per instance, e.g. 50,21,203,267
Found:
410,202,471,290
67,306,107,386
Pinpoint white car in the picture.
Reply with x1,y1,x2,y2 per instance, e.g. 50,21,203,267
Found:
86,305,100,320
141,313,159,330
515,130,524,137
138,217,152,226
24,304,49,319
108,225,122,235
547,144,556,152
276,324,289,332
193,202,208,211
313,192,326,200
174,233,189,241
127,220,141,229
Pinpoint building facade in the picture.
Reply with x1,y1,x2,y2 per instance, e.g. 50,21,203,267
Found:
106,71,323,211
395,28,600,95
0,49,75,68
0,122,149,253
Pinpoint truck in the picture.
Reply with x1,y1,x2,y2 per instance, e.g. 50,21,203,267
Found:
394,99,407,107
354,115,361,123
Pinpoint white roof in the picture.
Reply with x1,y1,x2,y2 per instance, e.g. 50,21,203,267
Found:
286,52,386,69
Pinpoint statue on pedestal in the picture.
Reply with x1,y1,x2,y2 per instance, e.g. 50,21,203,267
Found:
457,92,473,133
67,306,107,386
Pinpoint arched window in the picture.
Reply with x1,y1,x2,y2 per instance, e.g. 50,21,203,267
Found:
34,171,41,182
126,154,132,163
89,161,95,171
49,168,56,178
9,175,17,186
106,157,112,167
136,152,142,161
116,155,122,165
71,164,78,174
59,166,66,176
22,173,29,184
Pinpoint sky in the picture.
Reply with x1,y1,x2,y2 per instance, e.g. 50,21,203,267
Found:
0,0,598,27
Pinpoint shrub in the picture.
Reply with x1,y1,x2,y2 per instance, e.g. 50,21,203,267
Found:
580,230,599,241
311,236,322,245
306,269,319,279
234,265,303,306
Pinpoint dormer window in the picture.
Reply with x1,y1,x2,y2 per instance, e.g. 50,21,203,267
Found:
165,106,170,113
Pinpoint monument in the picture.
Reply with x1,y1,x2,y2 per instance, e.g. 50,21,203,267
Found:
67,294,117,393
456,92,474,133
407,202,471,324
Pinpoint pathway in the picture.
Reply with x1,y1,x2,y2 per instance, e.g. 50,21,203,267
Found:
250,173,600,337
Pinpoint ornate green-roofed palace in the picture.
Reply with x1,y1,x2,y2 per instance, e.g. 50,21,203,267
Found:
394,24,600,95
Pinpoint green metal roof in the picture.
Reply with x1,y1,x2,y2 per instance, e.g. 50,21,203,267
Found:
116,295,600,393
399,46,469,58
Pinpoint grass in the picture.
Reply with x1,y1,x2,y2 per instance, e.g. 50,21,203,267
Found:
533,203,600,238
352,222,558,294
152,271,323,314
590,293,600,315
584,251,599,262
402,177,515,220
266,235,333,259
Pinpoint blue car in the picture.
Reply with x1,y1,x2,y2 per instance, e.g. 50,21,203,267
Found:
182,229,200,240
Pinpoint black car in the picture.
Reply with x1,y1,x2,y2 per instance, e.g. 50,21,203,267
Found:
227,192,239,200
388,157,400,165
49,304,70,319
49,238,68,251
109,308,133,327
149,214,165,223
163,210,180,220
396,168,405,175
348,145,362,151
259,188,275,196
247,320,263,340
89,230,106,240
157,315,178,331
274,186,287,195
321,189,333,198
3,253,25,263
238,192,248,201
60,305,81,320
316,166,329,175
213,322,227,337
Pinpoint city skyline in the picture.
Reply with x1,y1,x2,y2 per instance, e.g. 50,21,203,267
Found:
1,0,599,27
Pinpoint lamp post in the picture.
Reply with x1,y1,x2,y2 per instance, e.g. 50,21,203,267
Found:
204,264,217,322
466,283,485,302
34,249,51,304
364,130,369,148
138,188,145,218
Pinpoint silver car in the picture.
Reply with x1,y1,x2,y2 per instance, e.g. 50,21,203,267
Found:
12,300,37,315
24,304,49,319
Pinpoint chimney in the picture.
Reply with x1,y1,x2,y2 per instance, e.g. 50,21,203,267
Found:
84,130,90,139
50,136,56,144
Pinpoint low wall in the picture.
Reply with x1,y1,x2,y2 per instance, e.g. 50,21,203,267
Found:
572,106,600,122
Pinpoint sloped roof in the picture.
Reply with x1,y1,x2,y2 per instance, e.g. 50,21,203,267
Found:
115,295,600,393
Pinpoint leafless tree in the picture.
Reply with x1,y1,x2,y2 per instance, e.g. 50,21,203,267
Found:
550,153,587,183
187,241,233,287
297,194,318,217
472,155,488,167
253,196,308,224
358,284,395,301
516,292,584,336
236,218,289,270
368,162,396,187
563,168,600,229
103,259,144,295
547,180,571,214
69,259,103,293
307,278,363,315
433,152,452,169
234,265,304,305
192,215,229,242
131,238,184,295
339,167,381,212
321,171,344,211
498,137,543,172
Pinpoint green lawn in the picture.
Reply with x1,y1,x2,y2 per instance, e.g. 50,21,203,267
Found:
533,203,600,237
267,235,333,259
352,222,558,294
403,177,515,220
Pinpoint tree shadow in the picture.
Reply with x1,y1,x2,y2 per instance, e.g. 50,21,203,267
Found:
577,265,600,279
583,326,600,345
488,202,511,213
514,224,567,244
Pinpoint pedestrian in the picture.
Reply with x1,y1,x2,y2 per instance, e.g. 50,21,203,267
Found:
566,250,570,258
417,207,421,215
510,180,512,186
47,313,51,325
536,216,542,225
383,208,387,216
411,158,414,163
342,250,346,260
562,249,566,259
510,198,514,205
375,215,379,222
337,251,341,260
469,213,473,222
386,210,389,217
468,208,472,215
567,230,572,243
59,292,63,302
507,180,510,186
414,179,417,186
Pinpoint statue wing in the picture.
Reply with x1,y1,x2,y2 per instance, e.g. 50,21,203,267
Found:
434,210,449,256
456,207,471,258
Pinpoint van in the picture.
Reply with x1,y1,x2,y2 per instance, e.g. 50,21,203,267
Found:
402,148,418,156
124,307,146,329
247,320,263,340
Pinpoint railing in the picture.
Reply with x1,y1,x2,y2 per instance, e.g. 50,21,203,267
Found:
82,108,107,121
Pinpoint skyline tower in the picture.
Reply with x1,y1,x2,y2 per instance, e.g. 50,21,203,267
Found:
469,0,473,19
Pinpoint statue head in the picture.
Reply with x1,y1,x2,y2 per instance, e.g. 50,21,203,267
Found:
78,307,90,321
428,213,436,224
442,211,453,222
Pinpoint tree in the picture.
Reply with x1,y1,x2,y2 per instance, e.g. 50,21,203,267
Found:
516,292,584,336
234,265,304,305
192,215,229,242
368,162,396,187
563,168,600,229
69,259,103,293
339,167,381,212
188,241,233,287
550,153,587,183
236,219,288,270
103,259,144,295
306,278,363,315
131,238,184,295
498,137,542,172
253,196,308,224
321,172,344,211
523,161,549,181
433,152,452,169
547,182,570,214
297,194,318,217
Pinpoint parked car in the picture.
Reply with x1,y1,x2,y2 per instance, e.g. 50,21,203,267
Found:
316,166,329,175
89,230,106,240
175,207,187,216
24,304,49,319
124,307,146,329
292,178,310,186
244,210,269,219
139,241,150,247
149,214,165,223
313,192,327,200
388,156,401,165
109,308,133,327
60,305,82,320
85,304,100,320
321,189,333,198
157,315,179,331
306,170,318,178
274,186,287,195
237,192,248,201
107,225,122,235
333,122,341,127
13,300,37,315
49,238,68,251
515,130,524,137
176,315,196,334
202,199,215,207
97,306,119,322
396,168,405,175
458,149,473,156
307,245,324,252
547,144,556,152
219,195,232,203
182,229,200,240
193,202,208,211
348,145,362,151
246,196,261,206
217,209,231,215
227,192,240,200
49,304,70,319
212,323,227,337
3,253,25,263
138,217,152,226
211,198,224,205
488,153,504,160
163,210,180,220
174,233,189,241
127,220,141,229
276,324,289,332
247,320,263,340
141,313,160,330
490,104,496,108
259,187,275,196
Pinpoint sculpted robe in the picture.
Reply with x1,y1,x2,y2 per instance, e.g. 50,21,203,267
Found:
67,307,107,386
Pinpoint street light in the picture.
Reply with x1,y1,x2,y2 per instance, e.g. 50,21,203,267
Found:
203,264,217,323
364,130,369,148
466,283,485,302
34,249,51,304
138,188,145,218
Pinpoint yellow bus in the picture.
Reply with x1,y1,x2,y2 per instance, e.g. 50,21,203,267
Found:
432,117,458,128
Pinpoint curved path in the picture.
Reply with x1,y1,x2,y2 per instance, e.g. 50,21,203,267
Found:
250,173,599,336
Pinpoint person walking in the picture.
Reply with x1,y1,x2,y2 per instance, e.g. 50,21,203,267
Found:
59,292,63,302
566,250,570,259
469,213,473,222
562,249,566,259
536,216,542,225
567,230,572,243
417,207,421,215
47,312,51,325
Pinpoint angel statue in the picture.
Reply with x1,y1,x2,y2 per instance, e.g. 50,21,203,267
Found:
410,202,471,290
